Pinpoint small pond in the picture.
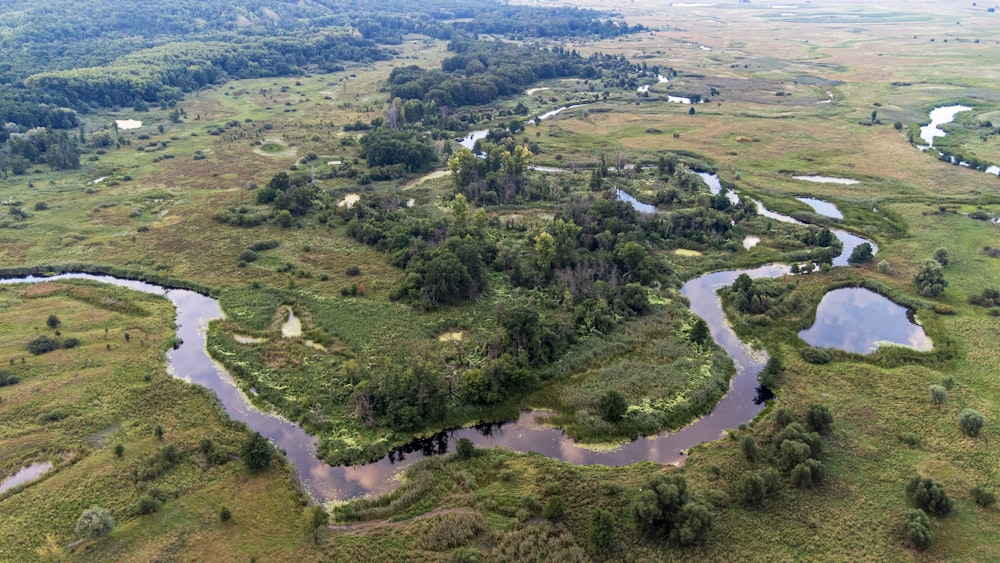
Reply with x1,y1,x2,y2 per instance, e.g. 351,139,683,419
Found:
919,105,971,147
796,197,844,220
0,462,53,494
798,288,932,354
792,175,859,185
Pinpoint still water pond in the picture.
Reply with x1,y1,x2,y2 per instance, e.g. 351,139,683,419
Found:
0,462,53,494
798,288,932,354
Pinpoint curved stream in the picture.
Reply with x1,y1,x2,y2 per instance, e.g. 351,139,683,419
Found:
0,185,876,503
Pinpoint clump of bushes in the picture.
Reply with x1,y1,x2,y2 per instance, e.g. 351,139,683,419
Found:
905,476,952,515
800,346,831,364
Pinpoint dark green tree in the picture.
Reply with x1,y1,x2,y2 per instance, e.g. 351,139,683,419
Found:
901,509,932,551
804,404,833,435
932,247,950,266
958,409,984,437
46,314,60,329
847,242,874,266
905,476,952,515
457,437,475,459
597,390,628,423
913,259,947,297
590,509,616,554
241,432,273,471
736,471,766,507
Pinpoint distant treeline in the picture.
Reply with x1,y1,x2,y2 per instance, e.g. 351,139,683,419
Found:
0,0,642,137
388,41,636,109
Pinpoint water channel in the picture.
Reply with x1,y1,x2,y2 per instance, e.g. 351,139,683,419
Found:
0,178,880,504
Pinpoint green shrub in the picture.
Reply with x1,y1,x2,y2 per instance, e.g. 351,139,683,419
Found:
413,512,486,551
597,390,628,423
970,486,997,508
346,264,361,276
929,384,947,405
906,476,952,515
239,249,258,263
737,471,766,507
0,370,20,387
959,409,984,437
27,335,60,355
901,509,932,551
457,437,475,459
134,495,162,515
220,507,232,522
804,404,833,435
543,496,565,521
740,435,760,462
76,506,115,538
590,509,616,554
800,347,831,364
241,432,272,470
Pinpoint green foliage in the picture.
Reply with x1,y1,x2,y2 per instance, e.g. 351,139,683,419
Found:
360,128,436,172
901,509,932,551
301,505,328,544
800,346,831,365
457,437,475,459
543,495,565,521
632,473,712,545
0,370,20,387
46,314,61,329
75,507,115,538
736,471,766,507
933,247,950,267
113,444,124,458
740,435,760,462
958,409,984,437
240,432,272,471
929,384,947,405
790,459,825,489
905,476,952,515
219,507,232,523
913,259,947,297
134,494,163,515
597,390,628,423
27,335,60,355
877,259,891,274
238,249,258,263
847,242,874,266
590,509,616,554
970,486,997,508
689,317,711,346
804,404,833,435
413,512,486,551
773,407,796,429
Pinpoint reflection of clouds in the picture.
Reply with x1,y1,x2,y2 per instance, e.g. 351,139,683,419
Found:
800,288,931,354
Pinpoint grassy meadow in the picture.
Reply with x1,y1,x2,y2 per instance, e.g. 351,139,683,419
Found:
0,0,998,560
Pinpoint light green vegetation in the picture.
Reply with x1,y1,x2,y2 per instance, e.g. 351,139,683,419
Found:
0,282,316,561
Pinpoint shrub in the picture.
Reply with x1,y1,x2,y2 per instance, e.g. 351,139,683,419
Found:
847,242,874,265
27,335,60,355
0,370,20,387
62,337,80,349
970,486,997,508
800,347,831,364
76,506,115,538
114,444,124,458
456,437,475,459
46,314,61,329
877,260,891,274
134,495,162,515
249,240,281,252
929,384,947,405
413,512,485,551
933,247,950,266
241,432,273,470
906,476,952,515
774,407,795,429
913,259,947,297
791,460,825,489
958,409,984,437
804,404,833,435
740,435,760,462
736,471,766,507
543,496,565,521
239,249,258,263
346,264,361,276
590,509,616,554
597,390,628,423
901,509,932,551
220,507,232,522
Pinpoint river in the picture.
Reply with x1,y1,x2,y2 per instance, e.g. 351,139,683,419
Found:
0,180,876,503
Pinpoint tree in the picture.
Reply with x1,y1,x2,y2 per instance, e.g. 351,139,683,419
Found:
302,505,328,544
46,314,60,329
76,506,115,538
740,435,760,462
450,193,469,225
632,473,711,544
672,502,713,546
913,259,947,297
933,247,950,266
241,432,272,471
901,509,932,551
737,471,766,507
275,209,293,228
597,390,628,423
929,384,947,406
543,496,565,521
590,509,616,554
457,437,475,459
958,409,984,437
689,317,711,346
905,476,952,515
847,242,874,266
804,404,833,435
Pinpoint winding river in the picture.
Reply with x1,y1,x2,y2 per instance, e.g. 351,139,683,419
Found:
0,181,877,504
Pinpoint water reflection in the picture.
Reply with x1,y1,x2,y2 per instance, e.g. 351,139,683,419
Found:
798,288,933,353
